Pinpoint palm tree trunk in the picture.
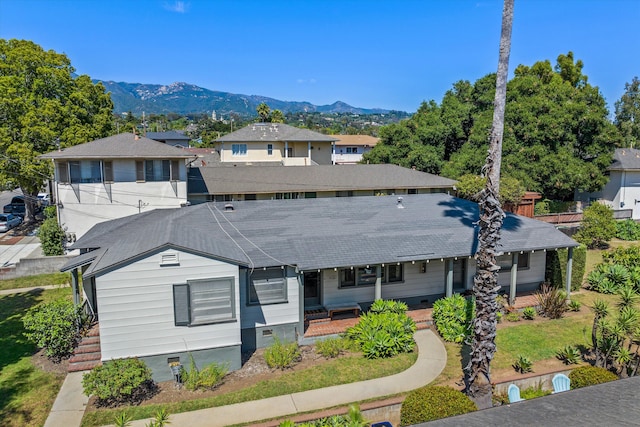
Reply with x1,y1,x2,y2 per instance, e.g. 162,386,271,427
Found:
464,0,514,407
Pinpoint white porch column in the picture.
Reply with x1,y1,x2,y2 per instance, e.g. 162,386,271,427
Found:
566,247,574,301
308,141,311,164
375,266,382,301
509,252,519,305
446,259,454,297
71,268,80,305
285,142,289,159
332,142,335,165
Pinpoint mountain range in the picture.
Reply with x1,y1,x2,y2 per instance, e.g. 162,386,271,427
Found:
95,80,394,117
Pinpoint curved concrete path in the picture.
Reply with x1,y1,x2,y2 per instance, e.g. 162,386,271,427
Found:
123,329,446,427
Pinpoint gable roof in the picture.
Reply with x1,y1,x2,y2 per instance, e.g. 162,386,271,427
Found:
333,135,379,147
188,164,457,195
66,193,578,277
610,148,640,171
146,131,191,141
40,133,194,160
216,123,338,143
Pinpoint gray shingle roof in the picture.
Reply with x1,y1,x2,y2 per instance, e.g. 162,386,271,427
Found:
610,147,640,170
39,133,194,159
146,131,190,141
67,194,578,277
187,164,457,195
215,123,338,143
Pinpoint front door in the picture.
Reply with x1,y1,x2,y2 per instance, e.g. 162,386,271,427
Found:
303,271,321,307
453,259,466,292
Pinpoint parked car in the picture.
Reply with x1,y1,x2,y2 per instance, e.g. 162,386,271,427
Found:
2,195,42,217
37,193,51,207
0,213,22,232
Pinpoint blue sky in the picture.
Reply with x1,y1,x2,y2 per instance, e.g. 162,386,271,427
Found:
1,0,638,113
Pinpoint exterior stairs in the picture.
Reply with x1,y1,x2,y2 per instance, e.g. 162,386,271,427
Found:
68,323,102,372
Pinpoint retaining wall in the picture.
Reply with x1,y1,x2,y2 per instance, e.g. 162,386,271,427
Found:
0,255,71,280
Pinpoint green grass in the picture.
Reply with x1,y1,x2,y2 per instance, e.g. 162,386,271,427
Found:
0,272,71,291
0,287,72,427
81,351,418,427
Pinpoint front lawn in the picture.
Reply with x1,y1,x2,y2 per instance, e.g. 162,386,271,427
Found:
0,287,71,426
0,272,70,291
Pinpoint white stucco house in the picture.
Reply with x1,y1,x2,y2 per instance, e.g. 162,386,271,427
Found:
40,133,195,239
62,194,578,380
332,134,379,164
576,148,640,219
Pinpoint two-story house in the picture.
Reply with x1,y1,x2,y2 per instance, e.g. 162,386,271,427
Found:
332,134,379,164
146,131,191,148
215,123,338,165
40,133,195,239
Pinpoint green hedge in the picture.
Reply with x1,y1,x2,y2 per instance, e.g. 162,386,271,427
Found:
400,386,476,425
569,366,618,389
545,245,586,291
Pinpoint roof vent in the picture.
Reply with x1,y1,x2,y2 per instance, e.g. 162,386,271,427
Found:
397,197,405,209
224,203,234,211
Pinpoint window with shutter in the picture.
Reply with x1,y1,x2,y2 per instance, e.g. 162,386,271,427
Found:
173,278,236,326
249,268,287,305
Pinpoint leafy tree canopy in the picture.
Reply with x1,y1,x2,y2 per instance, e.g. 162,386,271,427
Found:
615,76,640,148
0,39,113,221
363,52,622,200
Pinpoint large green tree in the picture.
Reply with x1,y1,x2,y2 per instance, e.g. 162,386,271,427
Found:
366,54,621,200
0,39,113,222
615,77,640,148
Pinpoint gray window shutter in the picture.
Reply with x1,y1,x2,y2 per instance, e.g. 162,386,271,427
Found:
136,161,145,182
173,284,190,326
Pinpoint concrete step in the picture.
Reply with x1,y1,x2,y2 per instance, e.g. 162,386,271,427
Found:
72,343,101,355
68,360,101,372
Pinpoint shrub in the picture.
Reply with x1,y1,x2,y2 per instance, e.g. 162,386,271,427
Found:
368,299,408,314
574,202,616,249
145,408,171,427
37,207,66,256
535,283,568,319
602,245,640,268
400,385,476,425
568,300,582,312
586,264,631,294
520,383,552,399
545,245,586,291
182,354,228,391
344,310,416,359
315,336,346,358
522,307,536,320
283,405,367,427
556,345,582,364
22,298,84,361
513,355,533,373
505,311,521,322
432,294,475,343
534,199,551,216
82,358,155,406
615,219,640,241
264,336,301,369
569,365,618,389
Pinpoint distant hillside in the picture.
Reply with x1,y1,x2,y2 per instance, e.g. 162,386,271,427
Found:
95,80,395,117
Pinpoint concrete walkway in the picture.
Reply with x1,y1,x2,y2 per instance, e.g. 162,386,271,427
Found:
44,372,90,427
0,284,67,295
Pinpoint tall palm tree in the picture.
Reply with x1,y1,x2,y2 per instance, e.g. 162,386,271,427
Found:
464,0,514,406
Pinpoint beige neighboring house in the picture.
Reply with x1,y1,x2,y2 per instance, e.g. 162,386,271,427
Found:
40,133,195,239
215,123,338,165
332,134,379,164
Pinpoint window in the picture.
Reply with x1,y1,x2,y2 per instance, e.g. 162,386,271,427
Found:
497,253,530,271
244,194,257,201
267,144,273,155
248,268,287,305
408,188,418,195
232,144,247,156
173,277,235,326
209,194,232,202
304,192,317,199
170,160,180,181
136,161,145,181
340,265,404,288
276,192,298,199
346,147,358,154
69,161,81,183
136,160,174,182
336,191,353,197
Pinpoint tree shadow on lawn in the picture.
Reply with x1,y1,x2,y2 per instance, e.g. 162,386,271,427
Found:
0,289,45,371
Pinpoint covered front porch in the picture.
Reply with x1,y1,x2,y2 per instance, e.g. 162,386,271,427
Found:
303,291,540,338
